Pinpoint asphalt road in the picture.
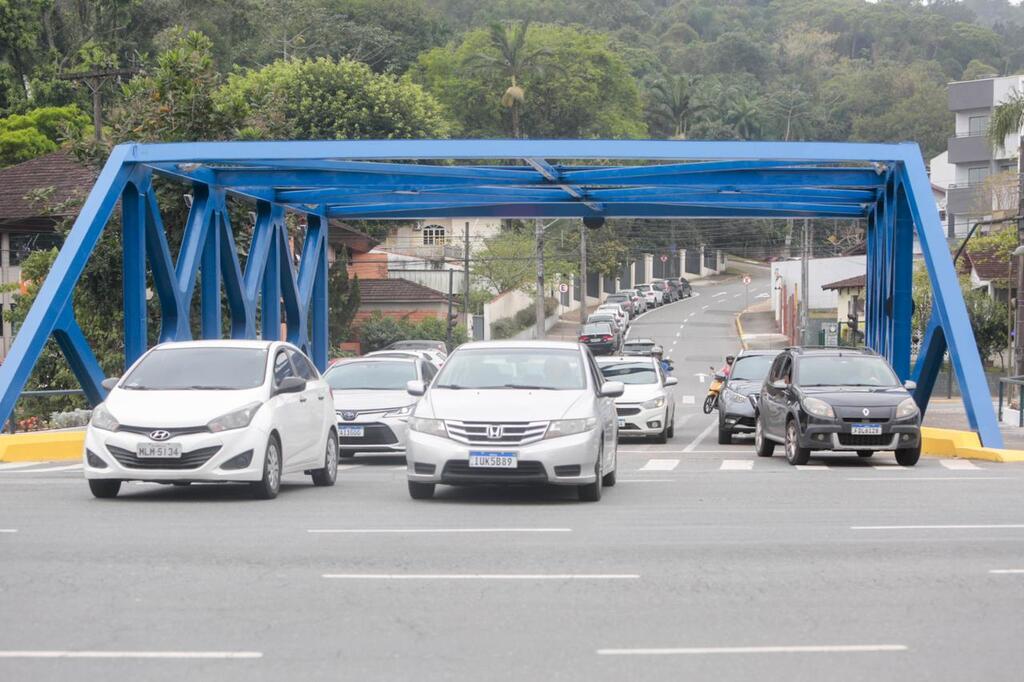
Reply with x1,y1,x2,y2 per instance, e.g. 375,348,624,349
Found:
2,266,1023,682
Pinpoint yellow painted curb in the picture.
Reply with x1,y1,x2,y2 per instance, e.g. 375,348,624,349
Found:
921,426,1024,463
0,431,85,462
735,314,748,350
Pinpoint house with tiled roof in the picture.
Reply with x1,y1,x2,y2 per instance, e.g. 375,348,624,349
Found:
822,272,867,330
963,245,1016,308
353,278,452,324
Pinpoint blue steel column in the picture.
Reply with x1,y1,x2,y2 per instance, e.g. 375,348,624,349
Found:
864,206,878,350
890,182,914,378
310,212,329,369
121,177,147,367
911,313,946,413
261,225,282,340
52,306,107,405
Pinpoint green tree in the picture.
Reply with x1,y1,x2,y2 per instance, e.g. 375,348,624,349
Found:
989,88,1024,153
327,260,360,352
471,229,575,294
0,104,89,166
646,75,706,139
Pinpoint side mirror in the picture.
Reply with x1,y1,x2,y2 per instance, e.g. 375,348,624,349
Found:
599,381,625,398
904,380,917,391
406,380,427,397
277,376,306,394
101,377,119,391
664,377,678,387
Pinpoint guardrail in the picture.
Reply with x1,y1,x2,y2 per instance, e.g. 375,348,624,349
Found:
6,389,87,433
997,376,1024,427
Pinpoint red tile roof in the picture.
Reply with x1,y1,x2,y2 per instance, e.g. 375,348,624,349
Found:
0,151,98,226
965,247,1016,283
821,274,866,290
357,278,449,304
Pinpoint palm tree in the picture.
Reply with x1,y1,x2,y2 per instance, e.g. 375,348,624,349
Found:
989,89,1024,153
724,94,762,140
464,21,552,138
648,76,707,139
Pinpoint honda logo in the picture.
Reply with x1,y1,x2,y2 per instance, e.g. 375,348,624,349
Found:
149,429,171,441
487,425,504,439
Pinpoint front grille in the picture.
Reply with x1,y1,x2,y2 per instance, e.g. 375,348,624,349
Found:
336,423,398,446
616,407,641,416
837,433,893,447
554,465,581,477
118,425,209,437
106,444,220,469
842,418,889,424
619,423,641,430
441,460,547,484
444,421,548,445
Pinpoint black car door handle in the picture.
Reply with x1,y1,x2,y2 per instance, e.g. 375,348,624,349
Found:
317,395,325,401
299,396,308,403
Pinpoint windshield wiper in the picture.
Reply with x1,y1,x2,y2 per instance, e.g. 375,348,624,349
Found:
120,384,151,390
499,383,557,390
435,383,464,389
183,385,237,390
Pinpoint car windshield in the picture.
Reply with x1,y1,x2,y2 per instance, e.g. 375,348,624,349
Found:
623,342,655,354
730,355,776,381
582,324,612,335
598,360,658,384
325,360,417,390
435,348,586,390
122,347,268,390
636,284,652,291
589,315,615,323
798,356,900,387
606,296,628,304
388,340,443,351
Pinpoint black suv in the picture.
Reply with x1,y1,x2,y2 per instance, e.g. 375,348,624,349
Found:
754,347,922,466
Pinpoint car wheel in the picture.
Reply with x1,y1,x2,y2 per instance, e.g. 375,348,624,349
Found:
718,425,732,445
310,430,338,487
785,419,811,466
652,424,668,444
857,450,873,458
754,415,775,457
251,436,282,500
408,480,435,499
88,479,121,499
702,394,717,414
578,444,604,502
895,444,921,467
667,416,675,438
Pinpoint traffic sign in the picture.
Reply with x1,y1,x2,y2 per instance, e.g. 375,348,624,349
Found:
558,283,569,293
742,275,752,285
659,254,669,263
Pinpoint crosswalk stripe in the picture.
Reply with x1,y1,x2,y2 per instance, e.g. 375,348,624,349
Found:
681,395,695,404
0,462,44,470
336,464,363,471
794,464,829,470
4,463,82,473
639,459,679,472
940,459,980,470
720,460,753,470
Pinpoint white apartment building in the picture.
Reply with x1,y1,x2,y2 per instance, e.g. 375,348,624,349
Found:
379,218,503,266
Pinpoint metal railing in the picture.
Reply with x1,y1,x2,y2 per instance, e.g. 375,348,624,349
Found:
6,389,87,433
997,376,1024,427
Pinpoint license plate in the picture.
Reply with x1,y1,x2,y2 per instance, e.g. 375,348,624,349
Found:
851,423,882,436
468,451,517,468
338,426,365,438
617,417,626,427
137,442,181,459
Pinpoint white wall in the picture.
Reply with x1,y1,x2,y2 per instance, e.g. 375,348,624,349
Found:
771,255,866,314
929,151,954,189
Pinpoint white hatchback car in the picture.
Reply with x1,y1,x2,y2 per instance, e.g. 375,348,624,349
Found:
596,355,678,443
83,340,338,499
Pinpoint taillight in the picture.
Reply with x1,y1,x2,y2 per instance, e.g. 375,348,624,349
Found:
602,335,613,341
579,336,588,342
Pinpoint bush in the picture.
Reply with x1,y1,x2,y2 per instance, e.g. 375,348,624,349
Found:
49,409,92,429
490,298,559,340
355,312,468,352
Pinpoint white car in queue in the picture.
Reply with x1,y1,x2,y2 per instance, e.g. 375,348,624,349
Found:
323,356,437,458
404,341,623,502
595,355,678,443
84,340,339,500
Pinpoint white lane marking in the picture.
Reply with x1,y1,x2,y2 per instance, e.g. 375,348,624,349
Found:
795,464,829,470
681,395,695,404
618,479,676,483
702,305,710,310
756,293,770,299
597,644,907,656
688,313,695,318
308,528,571,534
324,574,639,580
639,459,679,471
675,332,681,337
0,462,43,470
720,460,754,470
0,529,17,533
848,476,1010,482
697,374,706,384
733,293,742,298
990,569,1024,574
5,464,82,473
336,464,363,471
940,459,981,470
682,420,717,452
617,449,749,454
871,465,911,470
851,524,1024,530
389,465,407,470
0,651,262,659
713,292,727,297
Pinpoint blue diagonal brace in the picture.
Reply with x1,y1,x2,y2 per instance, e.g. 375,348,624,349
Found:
53,305,107,405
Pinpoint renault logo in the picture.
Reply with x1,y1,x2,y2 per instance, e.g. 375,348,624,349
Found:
862,408,870,417
149,429,171,441
487,425,503,439
341,411,357,421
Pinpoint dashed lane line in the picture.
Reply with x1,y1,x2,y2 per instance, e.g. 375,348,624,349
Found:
638,459,680,472
0,529,17,534
0,651,262,660
324,574,640,580
681,395,695,404
682,420,717,452
720,460,754,470
597,644,907,656
713,292,728,297
990,569,1024,574
794,465,830,471
336,464,363,471
851,524,1024,530
940,459,981,470
308,528,571,534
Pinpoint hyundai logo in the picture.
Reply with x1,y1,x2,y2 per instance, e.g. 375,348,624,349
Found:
487,425,504,439
341,410,357,421
149,429,171,441
862,408,870,417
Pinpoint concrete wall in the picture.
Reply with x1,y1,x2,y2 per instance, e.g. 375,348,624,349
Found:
771,255,866,317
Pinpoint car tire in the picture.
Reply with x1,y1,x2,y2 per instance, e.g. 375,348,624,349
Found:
703,394,717,414
785,419,811,466
311,430,338,487
667,418,675,438
857,450,873,458
251,436,282,500
602,467,617,487
718,426,732,445
895,445,921,467
578,461,603,502
408,480,435,499
88,479,121,499
652,425,668,444
755,416,774,457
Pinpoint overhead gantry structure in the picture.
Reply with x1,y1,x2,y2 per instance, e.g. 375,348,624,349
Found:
0,140,1002,446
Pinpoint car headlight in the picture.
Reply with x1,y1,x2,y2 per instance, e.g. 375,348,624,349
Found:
641,396,665,410
545,418,598,439
802,397,835,419
724,388,747,404
408,417,447,437
207,402,262,433
90,403,119,431
384,404,415,419
896,397,919,419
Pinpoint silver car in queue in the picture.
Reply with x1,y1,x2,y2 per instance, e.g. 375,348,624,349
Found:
403,341,623,502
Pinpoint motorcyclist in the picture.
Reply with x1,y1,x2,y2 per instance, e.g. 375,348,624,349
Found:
652,345,673,375
719,355,735,378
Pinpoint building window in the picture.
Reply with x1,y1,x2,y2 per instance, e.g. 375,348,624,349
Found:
422,225,446,246
9,233,64,266
968,115,990,136
967,166,990,185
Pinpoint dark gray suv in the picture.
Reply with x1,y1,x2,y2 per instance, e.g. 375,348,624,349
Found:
717,350,779,444
754,347,922,466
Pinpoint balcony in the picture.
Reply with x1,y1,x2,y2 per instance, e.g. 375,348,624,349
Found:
946,183,988,214
947,134,992,164
948,79,994,112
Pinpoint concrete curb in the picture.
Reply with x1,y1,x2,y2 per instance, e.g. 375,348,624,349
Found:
921,426,1024,463
0,431,84,462
735,313,748,350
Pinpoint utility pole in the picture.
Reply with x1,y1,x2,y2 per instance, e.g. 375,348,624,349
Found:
463,221,471,337
800,218,810,345
579,221,588,325
59,68,137,142
535,219,546,339
445,268,455,350
1015,144,1024,379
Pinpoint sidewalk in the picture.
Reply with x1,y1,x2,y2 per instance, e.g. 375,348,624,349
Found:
924,399,1024,450
737,301,789,350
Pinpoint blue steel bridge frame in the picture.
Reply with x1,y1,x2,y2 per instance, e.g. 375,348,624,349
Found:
0,139,1003,447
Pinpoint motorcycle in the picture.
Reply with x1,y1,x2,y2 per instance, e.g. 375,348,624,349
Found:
702,366,727,414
